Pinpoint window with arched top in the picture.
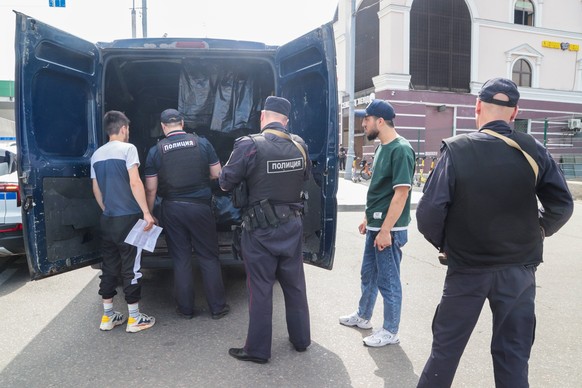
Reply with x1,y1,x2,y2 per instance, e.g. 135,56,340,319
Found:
354,0,379,92
514,0,534,26
410,0,472,92
512,59,532,87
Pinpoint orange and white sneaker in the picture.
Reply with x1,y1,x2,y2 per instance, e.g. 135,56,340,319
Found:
100,311,126,331
126,312,156,333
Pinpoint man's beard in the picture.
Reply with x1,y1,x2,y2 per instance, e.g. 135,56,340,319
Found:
366,128,379,141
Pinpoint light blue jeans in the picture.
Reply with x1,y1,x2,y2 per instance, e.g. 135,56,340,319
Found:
357,229,407,333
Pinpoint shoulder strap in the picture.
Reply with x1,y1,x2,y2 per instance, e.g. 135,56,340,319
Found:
481,129,538,182
262,129,307,168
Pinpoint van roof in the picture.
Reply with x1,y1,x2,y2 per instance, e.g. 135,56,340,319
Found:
97,38,276,51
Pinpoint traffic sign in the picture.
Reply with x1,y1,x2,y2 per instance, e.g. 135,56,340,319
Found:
49,0,66,7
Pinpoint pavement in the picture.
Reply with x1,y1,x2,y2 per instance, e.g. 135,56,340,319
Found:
568,180,582,200
337,172,423,212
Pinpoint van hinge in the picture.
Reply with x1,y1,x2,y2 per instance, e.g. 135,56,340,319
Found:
23,196,34,211
20,170,30,184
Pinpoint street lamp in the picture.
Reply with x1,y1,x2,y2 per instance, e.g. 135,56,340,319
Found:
142,0,148,38
130,0,147,38
131,0,136,38
344,0,356,181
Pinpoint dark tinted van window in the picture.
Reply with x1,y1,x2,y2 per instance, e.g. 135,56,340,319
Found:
32,71,89,156
286,72,328,155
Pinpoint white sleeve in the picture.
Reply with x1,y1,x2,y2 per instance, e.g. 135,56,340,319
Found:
126,144,140,169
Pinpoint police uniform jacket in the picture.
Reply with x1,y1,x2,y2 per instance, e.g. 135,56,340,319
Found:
219,122,310,208
145,130,220,202
416,120,573,269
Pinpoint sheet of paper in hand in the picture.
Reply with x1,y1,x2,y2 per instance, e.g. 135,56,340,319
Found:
124,219,163,252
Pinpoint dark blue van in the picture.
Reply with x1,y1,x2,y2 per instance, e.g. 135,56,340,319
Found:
14,12,339,280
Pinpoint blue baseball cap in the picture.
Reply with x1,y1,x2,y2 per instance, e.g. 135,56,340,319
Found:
478,78,520,107
354,99,396,120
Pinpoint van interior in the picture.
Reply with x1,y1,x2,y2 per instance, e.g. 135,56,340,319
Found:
102,56,277,264
103,57,275,166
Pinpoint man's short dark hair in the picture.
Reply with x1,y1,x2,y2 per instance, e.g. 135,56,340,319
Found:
103,110,130,136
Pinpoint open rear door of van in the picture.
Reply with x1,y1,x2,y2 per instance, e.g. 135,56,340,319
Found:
276,23,339,270
15,12,103,279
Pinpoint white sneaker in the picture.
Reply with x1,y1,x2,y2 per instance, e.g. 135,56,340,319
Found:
339,311,373,329
126,312,156,333
363,328,400,347
99,311,126,331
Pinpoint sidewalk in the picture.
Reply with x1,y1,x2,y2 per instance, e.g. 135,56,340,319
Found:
337,175,423,212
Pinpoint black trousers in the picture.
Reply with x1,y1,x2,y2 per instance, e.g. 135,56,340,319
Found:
99,213,143,304
417,265,536,388
162,200,226,315
241,216,310,359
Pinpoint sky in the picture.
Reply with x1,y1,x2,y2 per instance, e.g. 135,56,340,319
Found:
0,0,339,80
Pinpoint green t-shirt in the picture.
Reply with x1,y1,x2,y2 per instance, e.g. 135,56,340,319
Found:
365,136,415,230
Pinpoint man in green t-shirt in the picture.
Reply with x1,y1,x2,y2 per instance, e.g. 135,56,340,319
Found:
339,99,415,347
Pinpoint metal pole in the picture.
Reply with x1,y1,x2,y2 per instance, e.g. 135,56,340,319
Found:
544,118,548,147
417,129,421,158
131,0,136,38
344,0,356,181
142,0,148,38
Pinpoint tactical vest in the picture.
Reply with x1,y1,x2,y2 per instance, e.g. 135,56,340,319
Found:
246,133,305,205
156,133,209,199
443,131,542,267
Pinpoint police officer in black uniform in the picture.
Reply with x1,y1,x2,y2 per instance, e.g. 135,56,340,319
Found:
416,78,573,387
145,109,229,320
220,96,311,364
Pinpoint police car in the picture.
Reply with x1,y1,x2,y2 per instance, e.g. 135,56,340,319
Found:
14,12,339,280
0,143,25,257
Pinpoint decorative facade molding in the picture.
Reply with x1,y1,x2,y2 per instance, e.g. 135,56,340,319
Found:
505,43,544,87
372,73,411,91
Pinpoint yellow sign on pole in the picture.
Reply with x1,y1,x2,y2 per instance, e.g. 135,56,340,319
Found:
542,41,580,51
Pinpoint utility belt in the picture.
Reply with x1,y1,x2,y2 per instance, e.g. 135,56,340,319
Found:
241,199,302,231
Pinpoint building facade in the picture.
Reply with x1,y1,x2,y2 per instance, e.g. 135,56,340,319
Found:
0,80,15,141
334,0,582,175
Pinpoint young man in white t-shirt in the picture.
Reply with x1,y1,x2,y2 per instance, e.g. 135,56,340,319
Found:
90,110,156,333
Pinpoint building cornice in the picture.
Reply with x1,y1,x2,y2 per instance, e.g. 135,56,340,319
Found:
470,81,582,104
476,18,582,40
373,73,411,91
377,4,409,18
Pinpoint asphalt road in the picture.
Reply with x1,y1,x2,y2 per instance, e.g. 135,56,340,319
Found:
0,204,580,387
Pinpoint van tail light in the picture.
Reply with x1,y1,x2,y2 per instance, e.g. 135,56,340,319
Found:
0,183,21,207
0,223,22,233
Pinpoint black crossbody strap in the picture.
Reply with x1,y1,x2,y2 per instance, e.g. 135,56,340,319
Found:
482,129,538,182
262,129,307,168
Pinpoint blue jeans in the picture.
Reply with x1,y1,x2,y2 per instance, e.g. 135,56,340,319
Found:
357,229,407,333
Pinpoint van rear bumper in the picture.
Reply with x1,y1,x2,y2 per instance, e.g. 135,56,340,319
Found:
0,231,25,257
